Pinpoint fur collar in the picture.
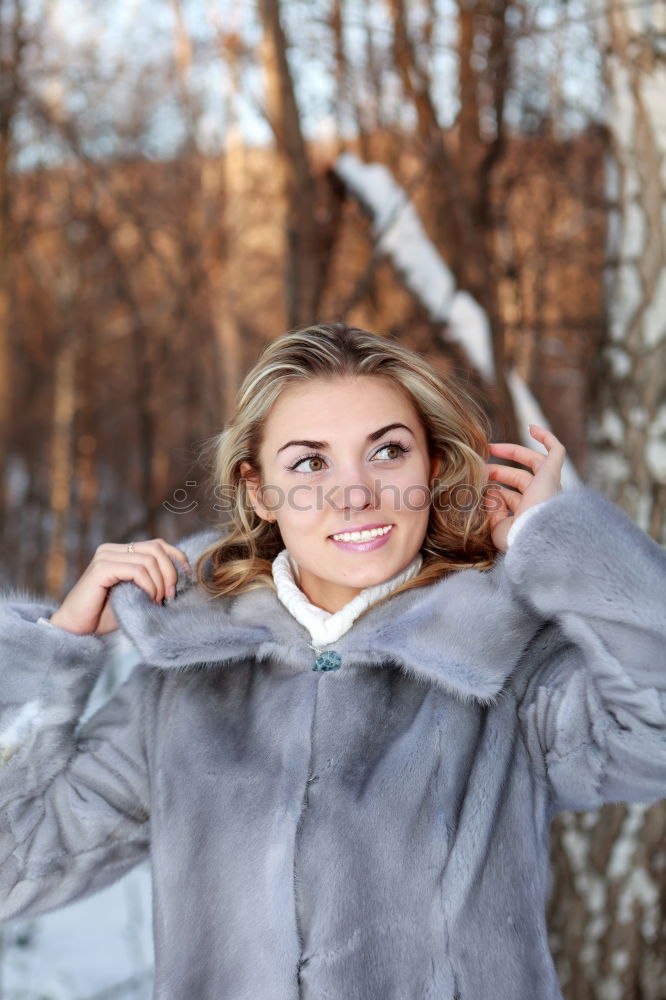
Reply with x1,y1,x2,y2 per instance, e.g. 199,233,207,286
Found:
108,527,540,706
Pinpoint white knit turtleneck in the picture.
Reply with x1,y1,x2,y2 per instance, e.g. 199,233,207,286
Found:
271,549,423,650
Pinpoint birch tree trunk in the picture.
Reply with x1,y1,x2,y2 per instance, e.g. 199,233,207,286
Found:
546,4,666,998
588,1,666,539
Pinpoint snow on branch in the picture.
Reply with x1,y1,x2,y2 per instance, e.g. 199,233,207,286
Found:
334,152,580,489
335,152,494,382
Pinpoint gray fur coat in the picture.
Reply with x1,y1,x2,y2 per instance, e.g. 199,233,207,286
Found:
0,486,665,1000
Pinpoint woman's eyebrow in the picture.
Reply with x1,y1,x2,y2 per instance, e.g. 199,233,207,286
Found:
276,422,414,455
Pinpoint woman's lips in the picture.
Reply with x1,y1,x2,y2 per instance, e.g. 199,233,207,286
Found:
327,525,394,552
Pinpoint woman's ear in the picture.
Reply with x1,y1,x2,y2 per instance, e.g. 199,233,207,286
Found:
239,461,276,523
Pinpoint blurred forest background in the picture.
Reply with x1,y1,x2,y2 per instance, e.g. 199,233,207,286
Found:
0,0,665,998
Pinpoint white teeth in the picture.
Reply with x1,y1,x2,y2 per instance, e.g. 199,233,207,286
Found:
331,525,393,543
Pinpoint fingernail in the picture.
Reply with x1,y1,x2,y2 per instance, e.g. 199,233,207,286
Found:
167,584,176,600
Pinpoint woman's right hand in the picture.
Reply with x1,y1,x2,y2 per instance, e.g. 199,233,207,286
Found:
48,540,192,636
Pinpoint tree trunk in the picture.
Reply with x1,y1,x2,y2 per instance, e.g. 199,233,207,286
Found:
0,0,24,549
547,4,666,997
588,1,666,540
45,337,77,597
258,0,341,328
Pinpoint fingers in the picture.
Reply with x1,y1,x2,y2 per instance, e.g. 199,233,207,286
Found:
483,483,521,521
137,540,191,600
488,424,565,474
486,483,521,510
485,425,565,517
95,559,165,605
120,540,191,575
96,539,192,605
487,442,547,473
486,464,533,491
159,541,192,574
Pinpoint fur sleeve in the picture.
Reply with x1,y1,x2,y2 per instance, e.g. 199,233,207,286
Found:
0,594,150,920
501,486,666,815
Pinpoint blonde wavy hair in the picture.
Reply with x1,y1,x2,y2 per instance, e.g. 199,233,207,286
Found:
194,322,498,603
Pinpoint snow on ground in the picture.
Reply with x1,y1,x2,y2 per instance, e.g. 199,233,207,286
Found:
2,865,153,1000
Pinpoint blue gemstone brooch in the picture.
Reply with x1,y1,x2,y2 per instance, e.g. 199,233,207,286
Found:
313,650,342,672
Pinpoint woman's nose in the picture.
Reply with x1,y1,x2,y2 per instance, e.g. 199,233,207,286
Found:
331,468,379,512
344,484,375,510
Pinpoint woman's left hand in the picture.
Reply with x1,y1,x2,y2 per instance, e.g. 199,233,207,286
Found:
484,424,566,553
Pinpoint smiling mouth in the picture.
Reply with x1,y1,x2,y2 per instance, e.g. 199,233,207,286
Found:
328,525,394,543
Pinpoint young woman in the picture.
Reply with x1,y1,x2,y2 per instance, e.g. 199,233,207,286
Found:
1,322,664,1000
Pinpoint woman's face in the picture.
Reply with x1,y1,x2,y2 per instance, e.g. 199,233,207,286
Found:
243,376,439,613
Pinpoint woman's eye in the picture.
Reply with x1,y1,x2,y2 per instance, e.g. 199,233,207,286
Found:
291,454,326,473
374,442,408,461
